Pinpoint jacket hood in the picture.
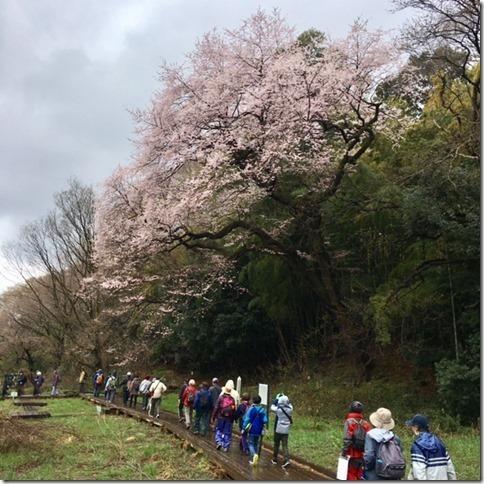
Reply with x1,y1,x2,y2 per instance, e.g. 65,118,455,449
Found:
278,395,290,406
416,432,441,453
224,380,234,391
367,427,395,443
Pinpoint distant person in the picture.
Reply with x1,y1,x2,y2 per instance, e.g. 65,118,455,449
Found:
17,370,27,396
209,378,222,411
242,395,268,466
128,375,141,408
193,382,212,436
51,370,61,397
235,393,251,454
120,372,133,406
181,379,198,429
32,371,44,396
406,414,456,480
364,407,405,480
178,379,189,422
104,373,117,403
270,393,293,469
93,369,104,397
212,380,237,452
2,373,15,397
341,400,371,480
79,369,86,394
149,376,167,419
139,375,152,411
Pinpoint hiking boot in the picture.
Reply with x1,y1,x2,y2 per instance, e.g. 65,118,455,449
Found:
282,460,290,469
216,444,222,451
252,454,259,466
271,459,278,465
222,447,229,452
156,414,160,418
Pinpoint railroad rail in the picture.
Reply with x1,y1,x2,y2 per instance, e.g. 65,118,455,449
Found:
82,395,335,481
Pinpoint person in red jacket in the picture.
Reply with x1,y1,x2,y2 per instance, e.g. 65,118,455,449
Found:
341,401,371,480
181,379,198,429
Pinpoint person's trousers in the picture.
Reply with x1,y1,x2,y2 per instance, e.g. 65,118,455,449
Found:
240,431,249,453
183,406,193,428
129,394,138,407
215,417,232,450
94,383,101,396
194,409,210,435
150,397,161,417
178,399,184,420
347,458,364,480
248,434,261,458
51,385,59,396
142,393,149,409
123,388,130,405
105,389,115,402
273,432,289,462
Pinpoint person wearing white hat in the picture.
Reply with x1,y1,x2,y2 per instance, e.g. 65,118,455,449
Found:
363,408,405,480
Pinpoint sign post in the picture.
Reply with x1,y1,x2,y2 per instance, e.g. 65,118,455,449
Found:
236,376,242,396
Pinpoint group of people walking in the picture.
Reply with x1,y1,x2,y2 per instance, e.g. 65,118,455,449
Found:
342,401,457,480
177,378,293,468
80,369,457,479
1,369,60,397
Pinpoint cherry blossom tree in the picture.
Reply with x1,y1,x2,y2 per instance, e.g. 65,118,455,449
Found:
95,10,402,364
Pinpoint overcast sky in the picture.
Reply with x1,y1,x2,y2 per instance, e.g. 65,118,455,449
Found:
0,0,413,292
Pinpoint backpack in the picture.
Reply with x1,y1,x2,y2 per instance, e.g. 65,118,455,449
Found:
376,437,406,479
350,418,367,451
107,377,117,390
187,389,196,405
198,390,210,410
219,394,236,418
96,374,104,385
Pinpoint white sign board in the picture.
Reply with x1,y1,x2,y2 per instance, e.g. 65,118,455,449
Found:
258,383,269,406
236,376,242,396
10,391,18,398
336,456,349,480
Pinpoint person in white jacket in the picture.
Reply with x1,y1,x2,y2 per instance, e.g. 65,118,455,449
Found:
149,376,167,418
406,414,457,480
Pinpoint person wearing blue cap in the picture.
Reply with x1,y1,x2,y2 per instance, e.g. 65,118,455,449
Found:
406,414,457,480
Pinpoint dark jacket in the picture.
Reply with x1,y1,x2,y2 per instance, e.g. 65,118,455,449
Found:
209,383,221,407
194,388,212,411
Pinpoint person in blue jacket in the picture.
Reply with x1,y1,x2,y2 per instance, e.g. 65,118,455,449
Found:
193,382,213,437
406,414,456,480
242,395,268,466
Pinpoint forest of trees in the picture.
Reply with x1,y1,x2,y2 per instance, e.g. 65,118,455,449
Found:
0,0,479,423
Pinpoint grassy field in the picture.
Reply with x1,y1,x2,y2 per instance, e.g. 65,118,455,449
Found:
0,398,219,480
161,375,480,480
1,373,479,480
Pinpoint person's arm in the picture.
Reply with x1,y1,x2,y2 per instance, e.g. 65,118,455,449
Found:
410,442,428,480
270,404,277,413
446,453,457,480
342,420,353,456
363,435,376,470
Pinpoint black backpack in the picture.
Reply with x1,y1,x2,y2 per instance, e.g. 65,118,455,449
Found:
376,437,406,479
350,418,367,451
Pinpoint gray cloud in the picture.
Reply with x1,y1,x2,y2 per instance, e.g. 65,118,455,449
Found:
0,0,412,291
